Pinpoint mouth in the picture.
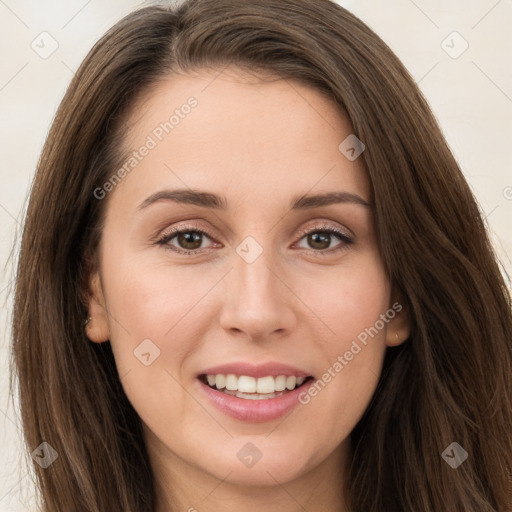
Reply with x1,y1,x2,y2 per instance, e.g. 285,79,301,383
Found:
196,361,316,422
198,373,315,400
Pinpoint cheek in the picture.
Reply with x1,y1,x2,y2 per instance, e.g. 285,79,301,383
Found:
307,255,390,347
102,249,218,339
99,248,221,392
296,255,390,431
99,257,211,433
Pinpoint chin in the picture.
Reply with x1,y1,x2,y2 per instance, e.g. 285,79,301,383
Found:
189,437,315,487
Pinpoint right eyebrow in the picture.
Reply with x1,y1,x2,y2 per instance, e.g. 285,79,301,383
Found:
137,189,228,211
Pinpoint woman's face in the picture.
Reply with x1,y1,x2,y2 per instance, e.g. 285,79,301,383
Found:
87,67,408,498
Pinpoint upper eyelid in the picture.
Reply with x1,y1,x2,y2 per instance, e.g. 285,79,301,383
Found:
296,221,353,239
158,220,353,246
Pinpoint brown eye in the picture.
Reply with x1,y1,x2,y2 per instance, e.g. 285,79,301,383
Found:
305,232,332,250
157,227,217,255
174,231,204,250
295,225,353,254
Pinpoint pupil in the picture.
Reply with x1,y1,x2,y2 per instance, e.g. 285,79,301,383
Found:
179,232,202,249
309,232,330,250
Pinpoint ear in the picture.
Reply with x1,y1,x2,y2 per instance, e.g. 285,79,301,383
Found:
84,271,110,343
385,292,411,347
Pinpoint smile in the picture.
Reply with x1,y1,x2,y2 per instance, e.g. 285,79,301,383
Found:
196,363,315,423
199,373,313,400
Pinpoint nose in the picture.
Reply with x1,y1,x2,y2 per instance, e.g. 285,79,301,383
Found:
219,245,296,342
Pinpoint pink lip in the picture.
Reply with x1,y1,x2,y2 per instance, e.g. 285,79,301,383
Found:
198,361,312,378
196,377,314,423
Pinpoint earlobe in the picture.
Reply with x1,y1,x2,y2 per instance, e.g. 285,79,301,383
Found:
386,328,408,347
84,272,110,343
385,296,411,347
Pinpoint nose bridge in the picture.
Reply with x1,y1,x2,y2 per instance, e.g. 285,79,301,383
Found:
219,236,294,338
234,237,281,309
237,242,274,296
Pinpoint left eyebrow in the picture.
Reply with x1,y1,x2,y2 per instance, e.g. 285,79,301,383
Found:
290,191,372,209
137,189,372,211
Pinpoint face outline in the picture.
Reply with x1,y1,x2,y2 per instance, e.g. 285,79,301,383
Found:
85,67,410,509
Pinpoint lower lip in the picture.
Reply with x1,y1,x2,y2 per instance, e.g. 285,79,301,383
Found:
197,378,313,423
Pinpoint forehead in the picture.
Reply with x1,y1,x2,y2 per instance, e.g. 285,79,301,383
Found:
112,66,371,211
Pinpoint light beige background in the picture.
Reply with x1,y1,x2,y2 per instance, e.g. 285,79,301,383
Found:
1,0,511,509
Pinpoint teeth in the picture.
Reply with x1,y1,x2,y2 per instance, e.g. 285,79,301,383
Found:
275,375,287,391
225,374,238,391
203,374,309,394
286,376,297,390
215,374,226,389
256,376,274,394
239,375,257,393
223,389,287,400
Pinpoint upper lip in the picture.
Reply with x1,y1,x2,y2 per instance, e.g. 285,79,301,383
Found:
199,361,312,379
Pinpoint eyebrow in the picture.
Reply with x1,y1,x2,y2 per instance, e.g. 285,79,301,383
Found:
137,189,372,211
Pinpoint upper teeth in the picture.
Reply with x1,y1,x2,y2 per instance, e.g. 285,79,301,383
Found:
206,374,306,393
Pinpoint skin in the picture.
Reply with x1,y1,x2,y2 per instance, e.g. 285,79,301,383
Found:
86,67,410,512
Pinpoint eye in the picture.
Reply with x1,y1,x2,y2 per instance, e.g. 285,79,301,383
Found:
294,223,354,255
155,222,354,256
156,225,218,255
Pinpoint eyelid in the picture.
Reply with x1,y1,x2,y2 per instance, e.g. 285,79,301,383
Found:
295,220,354,241
156,219,354,255
154,223,220,254
157,219,353,241
156,222,217,243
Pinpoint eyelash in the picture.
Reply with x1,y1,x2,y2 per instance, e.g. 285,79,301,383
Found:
155,223,354,257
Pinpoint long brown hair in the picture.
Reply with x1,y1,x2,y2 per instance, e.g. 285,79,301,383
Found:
10,1,512,510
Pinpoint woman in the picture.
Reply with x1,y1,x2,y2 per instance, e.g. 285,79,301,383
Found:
10,0,512,510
